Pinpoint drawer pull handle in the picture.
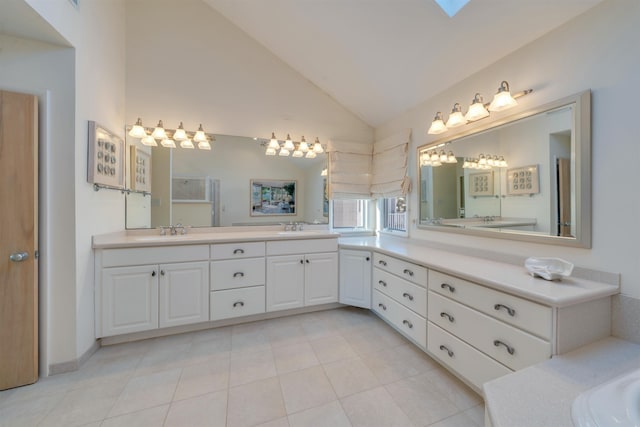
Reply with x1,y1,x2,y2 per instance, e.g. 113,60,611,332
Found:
233,272,244,278
233,301,245,308
494,304,516,317
440,312,454,322
402,292,414,301
441,283,455,293
378,280,387,287
402,319,413,329
493,340,515,355
378,303,387,311
403,269,414,277
378,260,387,266
439,345,454,358
233,249,245,254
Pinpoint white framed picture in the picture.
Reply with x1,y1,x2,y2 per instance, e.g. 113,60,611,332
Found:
87,121,125,189
507,165,540,195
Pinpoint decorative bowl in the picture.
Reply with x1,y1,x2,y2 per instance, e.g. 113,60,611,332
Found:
525,257,574,281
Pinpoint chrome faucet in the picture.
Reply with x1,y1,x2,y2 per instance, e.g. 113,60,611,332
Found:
159,224,188,236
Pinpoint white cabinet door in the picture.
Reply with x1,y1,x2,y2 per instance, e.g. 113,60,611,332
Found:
339,249,372,309
266,255,304,312
102,265,158,336
159,261,210,328
305,252,339,306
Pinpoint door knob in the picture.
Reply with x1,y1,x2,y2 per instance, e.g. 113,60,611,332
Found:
9,252,29,262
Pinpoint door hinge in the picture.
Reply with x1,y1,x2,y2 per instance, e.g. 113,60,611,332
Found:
35,250,39,259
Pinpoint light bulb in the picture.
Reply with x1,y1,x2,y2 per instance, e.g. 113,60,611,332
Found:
128,118,146,138
279,148,290,156
465,93,490,122
428,112,447,134
198,140,211,150
173,122,187,141
430,151,439,162
193,124,207,143
478,154,487,165
489,81,518,112
152,120,167,140
180,138,194,149
268,132,280,149
141,135,157,147
445,103,467,128
161,138,175,148
312,137,324,153
265,147,277,156
284,134,295,151
305,150,317,159
447,151,458,163
299,136,309,152
440,150,448,162
292,147,303,157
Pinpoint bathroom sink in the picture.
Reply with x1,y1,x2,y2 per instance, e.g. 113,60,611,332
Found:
276,230,324,236
132,234,198,241
572,368,640,427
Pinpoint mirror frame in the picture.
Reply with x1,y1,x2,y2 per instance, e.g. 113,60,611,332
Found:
416,90,591,248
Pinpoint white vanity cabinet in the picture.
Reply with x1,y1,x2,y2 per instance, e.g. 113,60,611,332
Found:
371,252,428,348
266,238,338,312
210,242,266,321
339,249,372,309
96,245,210,337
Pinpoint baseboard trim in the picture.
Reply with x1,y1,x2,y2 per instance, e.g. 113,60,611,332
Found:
47,339,100,376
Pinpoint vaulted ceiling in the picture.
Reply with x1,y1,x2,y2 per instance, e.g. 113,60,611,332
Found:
203,0,605,127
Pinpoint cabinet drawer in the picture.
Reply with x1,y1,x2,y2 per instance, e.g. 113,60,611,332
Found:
429,270,552,340
428,292,551,371
267,238,338,256
210,242,265,260
373,253,427,286
102,245,209,267
210,286,265,321
372,290,426,348
373,268,427,317
428,322,512,392
210,258,265,291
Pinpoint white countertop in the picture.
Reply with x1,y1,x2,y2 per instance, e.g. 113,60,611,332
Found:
483,337,640,427
339,236,618,308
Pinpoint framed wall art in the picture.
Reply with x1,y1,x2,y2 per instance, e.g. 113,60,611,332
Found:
468,171,494,197
250,179,296,216
129,146,152,193
87,121,125,189
507,165,540,195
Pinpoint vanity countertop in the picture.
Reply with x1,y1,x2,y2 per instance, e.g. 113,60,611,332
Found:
339,235,618,308
483,337,640,427
93,229,339,249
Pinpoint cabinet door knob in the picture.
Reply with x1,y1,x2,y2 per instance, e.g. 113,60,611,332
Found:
365,257,370,261
402,319,413,329
233,249,245,254
494,339,515,355
300,259,304,264
378,260,387,266
403,269,414,277
306,259,310,264
378,303,387,311
151,271,156,277
441,283,455,293
494,304,516,317
439,345,454,358
233,301,245,308
160,270,165,276
233,272,244,278
440,312,454,322
402,292,414,301
378,280,387,287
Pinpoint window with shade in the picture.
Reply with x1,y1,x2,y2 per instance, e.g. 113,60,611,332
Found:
332,199,369,230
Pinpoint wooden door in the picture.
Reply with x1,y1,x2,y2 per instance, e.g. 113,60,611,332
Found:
557,158,572,237
0,90,38,390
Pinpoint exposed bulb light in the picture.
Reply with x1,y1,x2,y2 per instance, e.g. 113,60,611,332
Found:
129,118,146,138
445,103,467,128
141,134,157,147
305,150,317,159
173,122,187,141
161,138,176,148
299,136,310,152
279,147,290,156
265,147,277,156
427,112,447,135
283,134,295,151
180,138,194,149
193,124,208,143
268,132,280,149
489,81,518,112
465,93,490,121
152,120,167,140
312,137,324,153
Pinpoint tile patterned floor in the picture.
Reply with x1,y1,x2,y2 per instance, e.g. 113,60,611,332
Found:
0,308,484,427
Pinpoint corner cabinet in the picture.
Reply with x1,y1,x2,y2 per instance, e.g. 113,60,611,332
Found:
339,249,372,309
95,245,210,338
266,238,338,312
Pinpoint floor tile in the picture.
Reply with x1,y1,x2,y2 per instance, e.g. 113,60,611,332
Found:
428,411,481,427
164,390,227,427
288,400,352,427
0,393,63,427
227,377,286,427
279,366,337,414
229,348,277,387
230,321,271,353
363,343,438,384
272,342,320,374
173,353,230,401
340,386,415,427
266,317,309,348
309,335,358,364
108,368,181,417
133,343,192,376
385,374,459,426
100,405,168,427
323,358,380,398
423,368,482,411
255,417,290,427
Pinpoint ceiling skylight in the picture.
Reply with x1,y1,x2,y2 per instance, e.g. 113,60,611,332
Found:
434,0,470,17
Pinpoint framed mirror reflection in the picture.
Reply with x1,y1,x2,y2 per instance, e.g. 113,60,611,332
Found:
417,90,591,248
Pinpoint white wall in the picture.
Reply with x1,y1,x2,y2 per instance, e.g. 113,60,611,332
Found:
377,0,640,298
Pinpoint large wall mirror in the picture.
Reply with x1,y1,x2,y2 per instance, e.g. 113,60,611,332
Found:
124,133,329,229
417,90,591,248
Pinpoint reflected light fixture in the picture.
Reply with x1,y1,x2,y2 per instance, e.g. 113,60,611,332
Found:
446,103,467,128
279,147,290,156
128,118,146,138
465,93,490,122
161,138,176,148
265,147,277,156
193,124,208,143
198,138,212,150
299,136,310,152
180,138,194,149
283,134,295,151
292,144,304,157
141,134,157,147
488,81,518,112
268,132,280,150
305,150,317,159
427,112,447,135
152,120,167,140
321,167,328,176
173,122,187,141
312,137,324,154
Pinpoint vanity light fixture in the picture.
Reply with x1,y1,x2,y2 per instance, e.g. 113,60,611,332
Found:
141,134,157,147
462,154,508,169
305,150,317,159
427,112,447,135
173,122,187,141
283,134,295,151
161,138,176,148
263,133,324,158
488,81,518,112
151,120,167,140
128,118,147,138
445,103,467,128
299,136,310,152
421,148,457,167
465,94,490,122
198,137,212,150
193,124,208,143
312,137,324,154
180,138,194,149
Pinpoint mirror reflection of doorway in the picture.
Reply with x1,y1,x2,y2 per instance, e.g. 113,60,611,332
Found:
557,157,572,237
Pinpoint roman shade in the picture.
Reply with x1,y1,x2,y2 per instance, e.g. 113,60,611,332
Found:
326,140,372,199
371,129,412,198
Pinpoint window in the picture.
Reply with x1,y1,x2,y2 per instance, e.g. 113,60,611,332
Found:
381,196,407,233
331,199,369,230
